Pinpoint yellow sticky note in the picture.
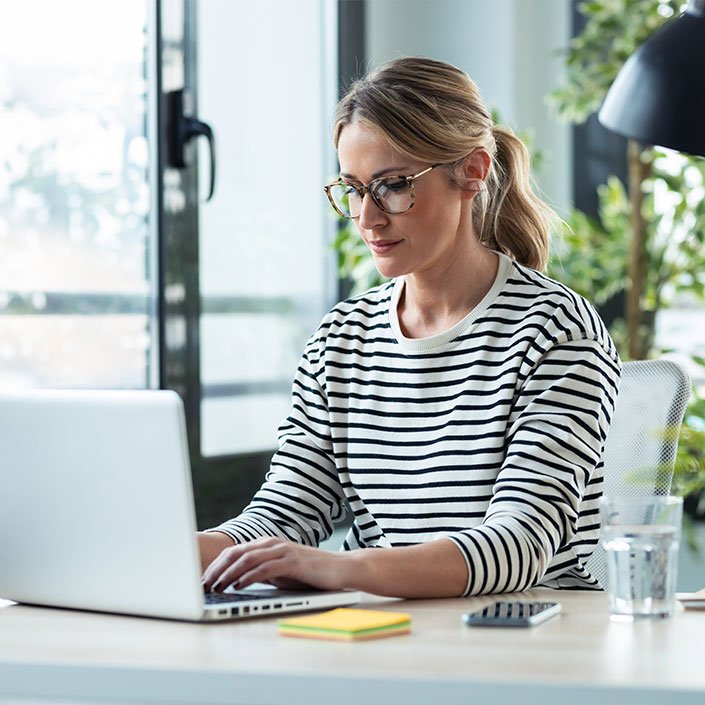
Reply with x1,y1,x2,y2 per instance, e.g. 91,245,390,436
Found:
279,607,412,641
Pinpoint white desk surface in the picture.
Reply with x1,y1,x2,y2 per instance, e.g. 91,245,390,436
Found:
1,588,704,705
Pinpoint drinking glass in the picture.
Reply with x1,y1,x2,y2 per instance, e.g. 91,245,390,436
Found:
599,495,683,619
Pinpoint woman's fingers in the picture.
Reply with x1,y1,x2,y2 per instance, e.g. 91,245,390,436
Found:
232,555,300,589
202,537,296,591
215,546,293,590
201,537,348,593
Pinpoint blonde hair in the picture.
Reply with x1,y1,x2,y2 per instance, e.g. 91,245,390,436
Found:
333,57,557,271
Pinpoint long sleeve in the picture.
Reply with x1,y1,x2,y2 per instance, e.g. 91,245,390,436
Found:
446,338,620,595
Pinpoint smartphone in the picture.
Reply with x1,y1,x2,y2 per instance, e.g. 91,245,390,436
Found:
462,600,561,627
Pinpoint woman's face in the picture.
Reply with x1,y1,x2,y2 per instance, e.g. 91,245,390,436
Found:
336,121,474,281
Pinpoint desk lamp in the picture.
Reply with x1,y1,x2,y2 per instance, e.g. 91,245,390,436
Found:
598,0,705,156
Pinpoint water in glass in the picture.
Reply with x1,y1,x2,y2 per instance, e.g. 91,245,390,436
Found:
602,524,679,618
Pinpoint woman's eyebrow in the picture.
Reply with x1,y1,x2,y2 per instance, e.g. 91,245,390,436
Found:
340,166,410,181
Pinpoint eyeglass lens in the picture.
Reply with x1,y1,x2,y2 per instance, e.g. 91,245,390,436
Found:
329,177,413,217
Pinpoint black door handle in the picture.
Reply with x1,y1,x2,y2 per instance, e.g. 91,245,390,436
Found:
166,89,216,202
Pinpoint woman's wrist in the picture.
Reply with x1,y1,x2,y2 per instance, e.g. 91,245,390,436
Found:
197,530,236,571
337,548,370,592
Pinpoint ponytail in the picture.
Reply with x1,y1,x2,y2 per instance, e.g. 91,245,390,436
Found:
474,125,554,271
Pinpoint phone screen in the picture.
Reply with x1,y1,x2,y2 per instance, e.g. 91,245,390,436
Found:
462,600,561,627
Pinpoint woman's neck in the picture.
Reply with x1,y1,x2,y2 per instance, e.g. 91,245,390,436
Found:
397,245,499,339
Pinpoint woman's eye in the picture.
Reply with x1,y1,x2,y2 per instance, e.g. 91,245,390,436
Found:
382,178,408,193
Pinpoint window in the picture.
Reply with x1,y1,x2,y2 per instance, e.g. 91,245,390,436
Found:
0,0,156,390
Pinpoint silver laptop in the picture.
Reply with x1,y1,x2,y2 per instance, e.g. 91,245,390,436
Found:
0,389,360,621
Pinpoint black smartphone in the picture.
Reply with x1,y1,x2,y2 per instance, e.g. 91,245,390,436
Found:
462,600,561,627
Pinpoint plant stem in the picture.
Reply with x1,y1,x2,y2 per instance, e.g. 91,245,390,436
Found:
626,139,652,360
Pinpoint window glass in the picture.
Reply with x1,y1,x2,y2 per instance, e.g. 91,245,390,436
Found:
197,0,336,456
0,0,154,389
652,150,705,385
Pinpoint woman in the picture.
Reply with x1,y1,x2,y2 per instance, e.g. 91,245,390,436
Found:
200,57,621,598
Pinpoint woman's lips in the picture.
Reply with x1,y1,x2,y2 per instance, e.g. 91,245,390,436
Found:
367,239,402,255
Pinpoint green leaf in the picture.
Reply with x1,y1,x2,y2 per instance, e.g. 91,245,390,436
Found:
549,0,681,124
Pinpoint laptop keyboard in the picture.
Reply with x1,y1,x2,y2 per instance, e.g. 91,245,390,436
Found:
205,592,262,605
204,591,255,604
204,588,303,605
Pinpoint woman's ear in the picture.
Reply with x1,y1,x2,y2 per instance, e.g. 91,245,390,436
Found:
458,148,491,197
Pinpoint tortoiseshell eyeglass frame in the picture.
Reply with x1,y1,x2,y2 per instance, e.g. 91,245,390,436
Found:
323,163,442,219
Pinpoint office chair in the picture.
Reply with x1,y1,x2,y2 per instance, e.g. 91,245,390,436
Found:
585,359,692,588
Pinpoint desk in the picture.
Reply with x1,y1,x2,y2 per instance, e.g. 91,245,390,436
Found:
0,589,703,705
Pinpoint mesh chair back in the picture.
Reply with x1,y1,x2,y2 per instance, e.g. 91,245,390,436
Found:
585,359,691,587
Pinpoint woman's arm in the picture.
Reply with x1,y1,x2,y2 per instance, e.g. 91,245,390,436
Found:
446,338,621,595
201,536,468,598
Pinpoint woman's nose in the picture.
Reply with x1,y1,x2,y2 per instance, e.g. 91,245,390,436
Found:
358,192,388,230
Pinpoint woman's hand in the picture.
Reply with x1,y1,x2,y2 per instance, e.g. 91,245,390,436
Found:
201,537,353,592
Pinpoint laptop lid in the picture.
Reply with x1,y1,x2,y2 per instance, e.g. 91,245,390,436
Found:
0,389,360,621
0,389,209,620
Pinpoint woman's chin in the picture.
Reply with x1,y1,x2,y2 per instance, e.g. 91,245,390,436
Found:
372,258,406,281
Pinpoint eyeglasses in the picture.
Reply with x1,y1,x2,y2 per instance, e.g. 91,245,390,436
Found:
323,164,441,219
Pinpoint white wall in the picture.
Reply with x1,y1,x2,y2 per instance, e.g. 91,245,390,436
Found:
365,0,572,215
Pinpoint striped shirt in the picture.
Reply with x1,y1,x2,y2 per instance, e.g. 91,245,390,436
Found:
214,253,621,595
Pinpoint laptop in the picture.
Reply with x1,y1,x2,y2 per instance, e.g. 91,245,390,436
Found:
0,389,360,621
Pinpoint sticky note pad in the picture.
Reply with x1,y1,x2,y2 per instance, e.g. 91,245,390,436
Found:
279,607,412,641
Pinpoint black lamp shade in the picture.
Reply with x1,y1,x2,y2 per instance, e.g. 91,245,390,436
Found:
598,0,705,157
